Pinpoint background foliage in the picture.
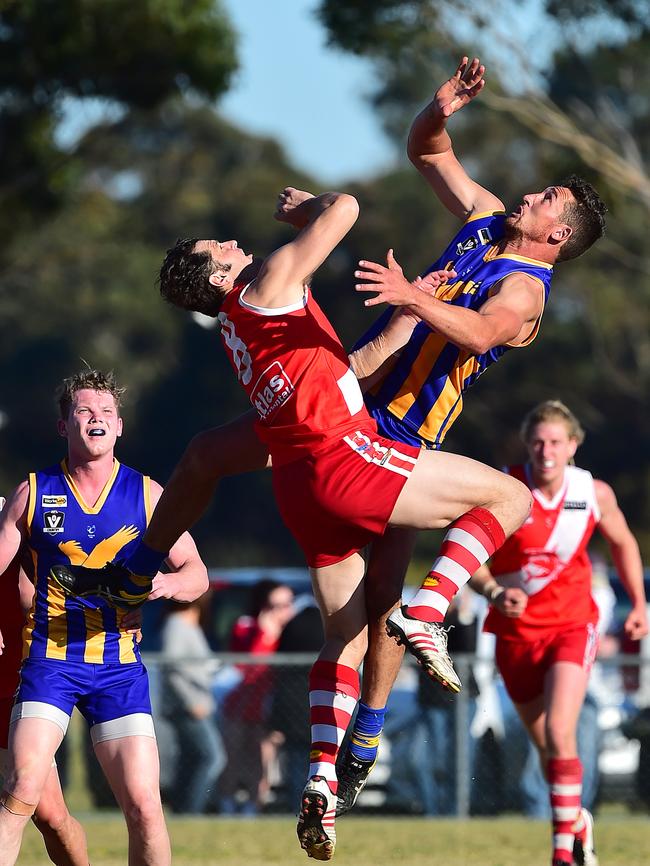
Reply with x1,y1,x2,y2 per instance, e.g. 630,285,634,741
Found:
0,0,648,562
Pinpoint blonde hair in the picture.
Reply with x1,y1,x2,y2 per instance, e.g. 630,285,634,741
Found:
520,400,585,445
56,370,126,419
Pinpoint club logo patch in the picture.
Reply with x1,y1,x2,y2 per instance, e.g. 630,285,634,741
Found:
477,227,493,245
42,495,67,507
43,510,65,534
423,574,440,588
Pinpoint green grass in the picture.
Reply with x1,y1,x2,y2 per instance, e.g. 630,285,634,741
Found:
17,813,650,866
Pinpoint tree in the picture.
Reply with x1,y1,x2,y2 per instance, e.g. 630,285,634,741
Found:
0,0,238,243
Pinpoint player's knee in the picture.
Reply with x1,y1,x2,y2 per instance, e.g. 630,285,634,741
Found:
3,765,43,809
545,720,576,757
184,430,228,480
32,804,68,835
121,788,164,833
505,475,532,523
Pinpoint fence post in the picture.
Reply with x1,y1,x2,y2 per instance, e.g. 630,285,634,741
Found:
455,654,471,818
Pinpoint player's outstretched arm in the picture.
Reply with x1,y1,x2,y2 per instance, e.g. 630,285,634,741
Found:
349,250,456,389
407,56,504,220
595,480,648,641
246,187,359,309
356,256,542,355
146,480,209,603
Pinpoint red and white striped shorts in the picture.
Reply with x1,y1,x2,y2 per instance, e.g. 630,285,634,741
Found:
272,430,420,568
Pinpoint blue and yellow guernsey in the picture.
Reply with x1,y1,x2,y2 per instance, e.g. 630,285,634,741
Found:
24,460,152,665
357,212,554,448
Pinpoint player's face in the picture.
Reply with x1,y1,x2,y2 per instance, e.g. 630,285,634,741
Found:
58,389,122,460
506,186,574,245
526,420,578,485
195,239,254,282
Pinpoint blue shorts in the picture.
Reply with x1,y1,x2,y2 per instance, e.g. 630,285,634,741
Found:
14,658,153,739
367,403,440,451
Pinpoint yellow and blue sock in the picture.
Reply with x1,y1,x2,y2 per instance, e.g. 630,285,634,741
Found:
348,702,386,763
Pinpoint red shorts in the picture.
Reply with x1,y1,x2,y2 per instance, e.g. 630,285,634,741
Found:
0,695,14,750
496,622,599,704
272,430,420,568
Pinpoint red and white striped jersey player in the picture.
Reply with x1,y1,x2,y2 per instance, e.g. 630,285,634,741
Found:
471,400,648,866
155,186,532,862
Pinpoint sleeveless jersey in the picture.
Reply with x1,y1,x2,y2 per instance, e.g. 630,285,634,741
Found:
356,213,554,448
218,283,374,466
24,460,152,664
484,464,600,640
0,556,23,698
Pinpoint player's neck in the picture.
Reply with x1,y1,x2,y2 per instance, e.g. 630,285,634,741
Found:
65,452,116,501
530,466,566,501
499,237,556,266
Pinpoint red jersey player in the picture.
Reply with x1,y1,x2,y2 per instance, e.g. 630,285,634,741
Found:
56,186,532,861
471,401,648,866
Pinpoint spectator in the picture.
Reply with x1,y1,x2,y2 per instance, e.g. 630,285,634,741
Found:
412,588,481,815
160,599,224,814
218,579,295,814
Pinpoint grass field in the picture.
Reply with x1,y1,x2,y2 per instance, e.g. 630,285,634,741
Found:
17,812,650,866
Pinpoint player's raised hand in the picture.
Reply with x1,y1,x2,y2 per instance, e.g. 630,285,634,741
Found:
356,249,456,309
273,187,315,227
435,56,486,119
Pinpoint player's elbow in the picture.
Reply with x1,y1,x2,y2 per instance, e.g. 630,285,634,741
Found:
186,564,209,601
333,193,360,222
462,333,493,356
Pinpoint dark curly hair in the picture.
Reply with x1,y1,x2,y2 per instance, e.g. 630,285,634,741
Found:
159,238,227,316
57,369,125,419
556,175,607,262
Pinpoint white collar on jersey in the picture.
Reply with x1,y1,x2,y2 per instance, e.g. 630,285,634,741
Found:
525,462,569,510
238,282,309,316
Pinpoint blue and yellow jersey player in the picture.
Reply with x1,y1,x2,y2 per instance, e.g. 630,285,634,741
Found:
355,211,553,448
0,370,207,866
335,55,607,815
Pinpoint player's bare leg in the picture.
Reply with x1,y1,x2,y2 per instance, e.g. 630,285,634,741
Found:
32,766,89,866
298,553,367,860
0,718,65,866
387,449,530,690
66,411,271,602
336,528,415,816
94,735,170,866
516,662,594,866
144,410,269,555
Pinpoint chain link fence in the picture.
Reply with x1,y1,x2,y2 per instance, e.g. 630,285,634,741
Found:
57,652,650,818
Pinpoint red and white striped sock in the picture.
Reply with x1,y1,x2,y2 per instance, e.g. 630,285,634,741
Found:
308,660,360,795
548,757,583,863
406,507,506,623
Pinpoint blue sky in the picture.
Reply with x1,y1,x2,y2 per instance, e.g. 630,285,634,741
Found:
217,0,395,184
57,1,625,185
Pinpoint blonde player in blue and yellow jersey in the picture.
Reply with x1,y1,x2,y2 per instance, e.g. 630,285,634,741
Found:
0,370,208,866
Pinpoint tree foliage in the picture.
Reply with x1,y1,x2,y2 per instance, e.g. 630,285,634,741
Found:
0,2,649,561
0,0,237,242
